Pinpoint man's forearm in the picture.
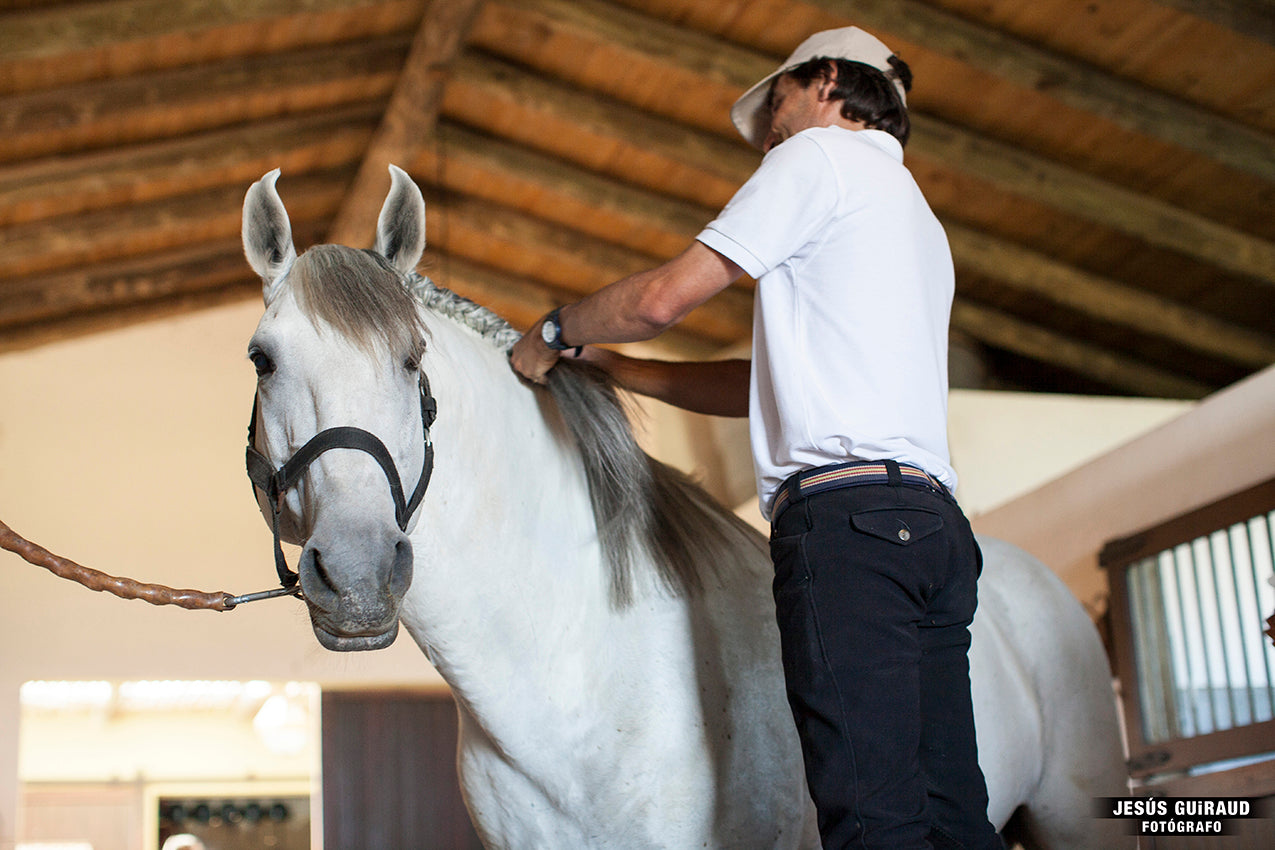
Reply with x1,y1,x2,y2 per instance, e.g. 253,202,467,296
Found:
581,348,750,417
510,241,743,385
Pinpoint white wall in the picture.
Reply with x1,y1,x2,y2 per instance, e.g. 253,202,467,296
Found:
971,365,1275,614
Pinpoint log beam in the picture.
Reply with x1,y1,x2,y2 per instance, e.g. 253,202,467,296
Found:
800,0,1275,182
952,302,1214,399
326,0,486,247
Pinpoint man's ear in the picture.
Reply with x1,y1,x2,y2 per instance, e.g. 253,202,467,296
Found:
816,69,839,102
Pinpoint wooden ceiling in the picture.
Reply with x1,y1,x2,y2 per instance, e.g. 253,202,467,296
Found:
2,0,1273,398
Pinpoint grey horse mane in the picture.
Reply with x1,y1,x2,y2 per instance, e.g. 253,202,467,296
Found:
290,244,763,605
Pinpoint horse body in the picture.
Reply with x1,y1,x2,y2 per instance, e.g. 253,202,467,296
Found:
242,166,1127,849
392,314,815,848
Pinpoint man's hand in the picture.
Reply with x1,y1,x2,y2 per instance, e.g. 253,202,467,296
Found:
510,317,563,384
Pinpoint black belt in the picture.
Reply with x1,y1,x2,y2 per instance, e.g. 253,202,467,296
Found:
771,459,946,520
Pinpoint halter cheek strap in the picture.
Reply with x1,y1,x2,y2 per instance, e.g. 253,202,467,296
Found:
245,374,437,590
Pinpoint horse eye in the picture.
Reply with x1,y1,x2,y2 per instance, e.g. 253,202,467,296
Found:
249,349,275,377
404,339,426,372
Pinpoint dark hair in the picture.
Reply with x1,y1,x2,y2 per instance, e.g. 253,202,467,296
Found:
783,54,912,146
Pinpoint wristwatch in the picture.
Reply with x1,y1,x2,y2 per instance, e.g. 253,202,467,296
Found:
540,308,572,351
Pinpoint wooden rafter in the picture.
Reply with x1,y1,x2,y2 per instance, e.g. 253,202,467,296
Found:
945,224,1275,369
1149,0,1275,46
472,3,1275,286
800,0,1275,183
952,302,1214,399
0,0,1270,397
326,0,487,248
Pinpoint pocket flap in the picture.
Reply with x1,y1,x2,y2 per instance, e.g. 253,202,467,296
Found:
850,508,943,546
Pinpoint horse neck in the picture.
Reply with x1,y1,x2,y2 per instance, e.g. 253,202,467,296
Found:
398,318,612,667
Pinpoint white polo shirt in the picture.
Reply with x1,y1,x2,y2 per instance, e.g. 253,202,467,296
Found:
696,126,956,519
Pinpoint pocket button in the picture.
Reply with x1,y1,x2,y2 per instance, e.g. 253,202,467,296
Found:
898,528,911,542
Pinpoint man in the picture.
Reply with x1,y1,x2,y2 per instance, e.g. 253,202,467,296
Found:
510,26,1000,850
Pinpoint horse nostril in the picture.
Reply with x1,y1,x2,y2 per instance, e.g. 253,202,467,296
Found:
391,537,414,597
309,547,339,596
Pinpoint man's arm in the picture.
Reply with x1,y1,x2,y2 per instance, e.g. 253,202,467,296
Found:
578,347,750,417
509,241,743,384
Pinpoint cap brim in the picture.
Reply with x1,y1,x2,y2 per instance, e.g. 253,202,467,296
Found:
730,67,787,151
728,27,906,152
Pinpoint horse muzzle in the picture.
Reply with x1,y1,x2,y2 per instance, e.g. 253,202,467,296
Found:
298,527,414,652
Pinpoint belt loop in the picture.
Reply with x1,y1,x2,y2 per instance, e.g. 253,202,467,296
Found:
883,459,902,487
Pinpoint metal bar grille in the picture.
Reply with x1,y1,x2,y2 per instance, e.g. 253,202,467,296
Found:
1127,511,1275,745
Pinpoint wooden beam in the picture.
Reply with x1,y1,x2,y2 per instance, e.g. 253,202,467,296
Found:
0,37,406,163
441,53,754,207
474,5,1275,285
0,281,259,355
415,122,714,257
0,174,346,281
945,222,1275,369
1149,0,1275,45
0,0,385,60
0,242,253,332
0,0,421,92
0,105,380,227
799,0,1275,183
952,301,1214,399
327,0,486,247
421,113,1272,369
911,116,1275,286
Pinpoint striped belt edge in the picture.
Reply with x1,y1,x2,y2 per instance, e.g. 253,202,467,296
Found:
771,461,945,518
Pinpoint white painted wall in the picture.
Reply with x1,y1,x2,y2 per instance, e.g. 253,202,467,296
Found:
1,298,1261,848
971,366,1275,614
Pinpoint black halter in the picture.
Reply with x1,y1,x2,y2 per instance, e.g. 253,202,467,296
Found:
245,374,437,591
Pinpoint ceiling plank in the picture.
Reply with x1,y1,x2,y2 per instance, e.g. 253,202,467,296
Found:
0,282,258,355
473,4,1275,286
952,301,1214,399
1148,0,1275,45
946,223,1275,369
419,110,1272,369
911,115,1275,286
0,0,391,60
441,53,754,206
326,0,486,247
0,242,251,332
0,175,346,281
0,0,424,94
416,122,714,257
800,0,1275,182
0,38,406,163
0,105,380,227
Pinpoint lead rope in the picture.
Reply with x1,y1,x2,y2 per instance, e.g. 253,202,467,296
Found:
0,517,292,611
3,373,436,613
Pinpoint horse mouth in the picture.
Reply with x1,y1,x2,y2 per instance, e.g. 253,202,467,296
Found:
313,621,400,652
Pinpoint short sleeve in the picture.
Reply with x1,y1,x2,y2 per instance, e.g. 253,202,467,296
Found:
696,134,840,278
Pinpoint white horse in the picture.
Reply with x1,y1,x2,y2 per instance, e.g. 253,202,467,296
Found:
242,166,1129,849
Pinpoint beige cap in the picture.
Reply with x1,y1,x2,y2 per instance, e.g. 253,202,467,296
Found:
731,26,906,150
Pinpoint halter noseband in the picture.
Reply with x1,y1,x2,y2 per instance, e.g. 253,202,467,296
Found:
245,374,437,592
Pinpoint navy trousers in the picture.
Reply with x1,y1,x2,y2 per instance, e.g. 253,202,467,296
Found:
769,464,1001,850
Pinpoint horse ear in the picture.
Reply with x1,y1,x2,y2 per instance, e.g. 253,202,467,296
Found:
242,168,297,302
375,164,426,277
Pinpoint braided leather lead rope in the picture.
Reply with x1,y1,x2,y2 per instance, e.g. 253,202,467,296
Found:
1,518,246,611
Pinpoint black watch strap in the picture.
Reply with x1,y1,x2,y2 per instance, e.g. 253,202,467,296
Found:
542,307,571,351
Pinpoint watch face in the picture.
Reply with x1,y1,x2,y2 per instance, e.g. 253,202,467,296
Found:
541,318,557,345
